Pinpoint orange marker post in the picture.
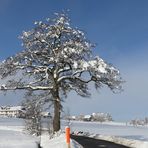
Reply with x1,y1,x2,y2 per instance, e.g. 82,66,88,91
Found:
65,126,70,148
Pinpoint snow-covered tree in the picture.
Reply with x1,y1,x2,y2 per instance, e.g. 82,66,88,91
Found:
91,112,113,122
0,13,123,132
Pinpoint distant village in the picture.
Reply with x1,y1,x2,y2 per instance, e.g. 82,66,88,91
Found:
63,112,113,122
0,106,113,123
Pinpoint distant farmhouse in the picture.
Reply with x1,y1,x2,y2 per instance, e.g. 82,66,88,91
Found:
41,111,52,118
0,106,26,118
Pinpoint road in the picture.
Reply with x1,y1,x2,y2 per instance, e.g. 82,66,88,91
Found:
71,135,130,148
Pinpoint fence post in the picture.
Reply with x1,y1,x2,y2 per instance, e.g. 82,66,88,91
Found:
65,126,70,148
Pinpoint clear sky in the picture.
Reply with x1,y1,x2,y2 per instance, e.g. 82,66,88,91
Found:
0,0,148,121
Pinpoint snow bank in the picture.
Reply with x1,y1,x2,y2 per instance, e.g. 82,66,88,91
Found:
67,120,148,148
72,132,148,148
41,132,83,148
93,134,148,148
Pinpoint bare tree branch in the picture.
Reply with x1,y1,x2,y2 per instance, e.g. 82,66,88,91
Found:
0,85,53,91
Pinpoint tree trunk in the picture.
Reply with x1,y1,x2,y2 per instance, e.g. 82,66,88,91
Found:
53,92,61,132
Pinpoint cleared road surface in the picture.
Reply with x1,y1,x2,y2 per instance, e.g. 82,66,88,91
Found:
71,135,130,148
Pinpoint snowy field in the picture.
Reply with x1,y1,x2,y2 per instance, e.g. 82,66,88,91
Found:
61,120,148,148
0,117,81,148
1,117,148,148
0,117,39,148
61,120,148,141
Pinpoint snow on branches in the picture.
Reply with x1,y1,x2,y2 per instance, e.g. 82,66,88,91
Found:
0,12,122,94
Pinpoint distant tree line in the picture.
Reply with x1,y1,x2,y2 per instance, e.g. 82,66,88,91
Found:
130,117,148,126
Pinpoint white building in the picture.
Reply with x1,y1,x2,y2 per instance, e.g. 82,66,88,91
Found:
0,106,26,118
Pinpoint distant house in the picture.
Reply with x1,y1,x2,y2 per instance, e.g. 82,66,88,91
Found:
71,116,76,120
83,115,92,121
0,106,26,118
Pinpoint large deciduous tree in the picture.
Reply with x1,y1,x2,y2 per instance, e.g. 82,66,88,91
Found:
0,13,123,132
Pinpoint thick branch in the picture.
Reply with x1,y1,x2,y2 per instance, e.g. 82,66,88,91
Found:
57,62,72,75
0,85,53,91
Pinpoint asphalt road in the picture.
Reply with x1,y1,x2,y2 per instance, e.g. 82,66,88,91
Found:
71,135,130,148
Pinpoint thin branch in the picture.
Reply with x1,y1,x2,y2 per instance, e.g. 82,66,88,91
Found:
29,77,45,85
57,62,72,75
57,75,93,84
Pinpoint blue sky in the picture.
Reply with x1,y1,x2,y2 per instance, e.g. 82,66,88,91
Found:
0,0,148,121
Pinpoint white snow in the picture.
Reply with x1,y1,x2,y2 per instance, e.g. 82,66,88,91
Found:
82,61,89,70
41,132,83,148
73,61,78,69
1,117,148,148
0,118,39,148
0,117,82,148
22,31,29,37
88,58,107,74
0,129,39,148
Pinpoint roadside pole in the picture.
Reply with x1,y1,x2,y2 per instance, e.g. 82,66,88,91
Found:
65,126,70,148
